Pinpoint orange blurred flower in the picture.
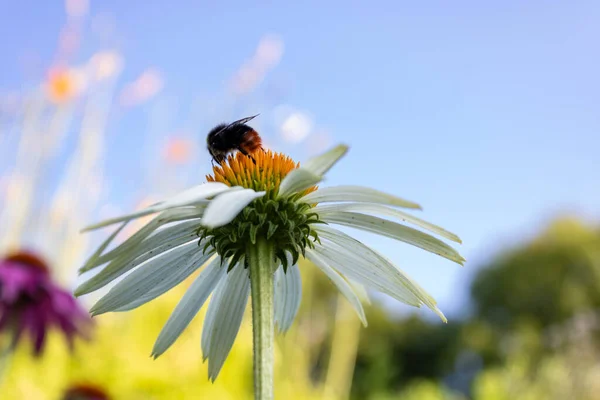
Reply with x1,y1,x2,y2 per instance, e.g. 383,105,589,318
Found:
46,67,84,103
164,137,193,164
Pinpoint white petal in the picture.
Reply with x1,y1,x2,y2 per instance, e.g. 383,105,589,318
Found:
278,168,322,197
302,144,348,176
81,221,129,271
316,203,461,243
348,280,371,305
302,185,421,209
274,263,302,332
201,273,227,361
320,211,465,265
76,220,201,296
80,207,204,273
313,225,421,305
367,246,447,322
201,189,265,229
82,182,228,231
205,264,250,381
313,225,446,321
305,249,367,326
114,252,217,312
89,241,201,315
151,257,226,358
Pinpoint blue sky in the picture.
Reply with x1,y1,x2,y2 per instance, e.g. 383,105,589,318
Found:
1,1,599,318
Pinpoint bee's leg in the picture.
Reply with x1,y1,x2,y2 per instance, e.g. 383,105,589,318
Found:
237,147,257,164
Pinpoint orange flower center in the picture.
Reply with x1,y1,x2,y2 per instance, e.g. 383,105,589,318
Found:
206,150,316,198
4,251,49,274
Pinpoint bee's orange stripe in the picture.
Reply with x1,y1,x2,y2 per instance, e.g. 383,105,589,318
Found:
241,130,263,153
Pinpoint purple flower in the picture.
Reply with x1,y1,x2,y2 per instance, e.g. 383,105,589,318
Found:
62,384,110,400
0,251,92,356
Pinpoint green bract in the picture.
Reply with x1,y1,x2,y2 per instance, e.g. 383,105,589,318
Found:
197,196,323,272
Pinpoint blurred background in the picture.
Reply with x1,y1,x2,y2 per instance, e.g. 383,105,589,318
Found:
1,1,599,399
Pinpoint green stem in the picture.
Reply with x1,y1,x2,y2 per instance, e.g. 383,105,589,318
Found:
247,238,276,400
0,345,12,388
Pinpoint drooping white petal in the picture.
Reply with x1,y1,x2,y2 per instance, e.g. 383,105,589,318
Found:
313,225,447,321
316,203,461,243
274,263,302,332
278,168,322,197
205,264,250,381
348,279,371,305
313,225,421,306
89,242,201,315
76,219,201,296
80,207,204,273
311,243,419,307
201,189,265,229
302,185,421,210
302,144,348,176
320,211,465,265
367,246,447,322
151,257,226,358
114,252,217,313
201,273,227,361
305,249,368,326
82,182,229,231
81,221,129,271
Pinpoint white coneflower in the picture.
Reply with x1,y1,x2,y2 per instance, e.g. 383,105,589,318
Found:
76,145,464,400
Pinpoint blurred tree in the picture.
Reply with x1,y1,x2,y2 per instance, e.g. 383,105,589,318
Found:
466,217,600,399
371,380,466,400
351,309,462,399
471,218,600,329
349,217,600,399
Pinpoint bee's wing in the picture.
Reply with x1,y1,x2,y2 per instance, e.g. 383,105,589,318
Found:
228,114,259,128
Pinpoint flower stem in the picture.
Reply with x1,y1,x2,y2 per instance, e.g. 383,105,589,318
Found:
0,345,12,388
247,237,275,400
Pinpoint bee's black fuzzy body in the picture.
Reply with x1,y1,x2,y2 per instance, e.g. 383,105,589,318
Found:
206,115,262,164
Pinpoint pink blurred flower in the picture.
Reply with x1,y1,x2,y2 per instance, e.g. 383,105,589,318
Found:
0,251,92,356
230,34,284,94
119,68,164,107
65,0,89,19
63,384,110,400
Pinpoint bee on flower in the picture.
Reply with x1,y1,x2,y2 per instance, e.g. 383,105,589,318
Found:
77,136,464,399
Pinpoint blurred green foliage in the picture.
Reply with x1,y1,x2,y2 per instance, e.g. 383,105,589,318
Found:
347,217,600,399
472,218,600,329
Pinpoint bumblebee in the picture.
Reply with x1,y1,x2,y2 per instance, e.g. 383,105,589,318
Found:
206,114,263,165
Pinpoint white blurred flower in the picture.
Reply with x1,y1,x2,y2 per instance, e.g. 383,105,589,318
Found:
281,112,313,144
88,51,123,81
